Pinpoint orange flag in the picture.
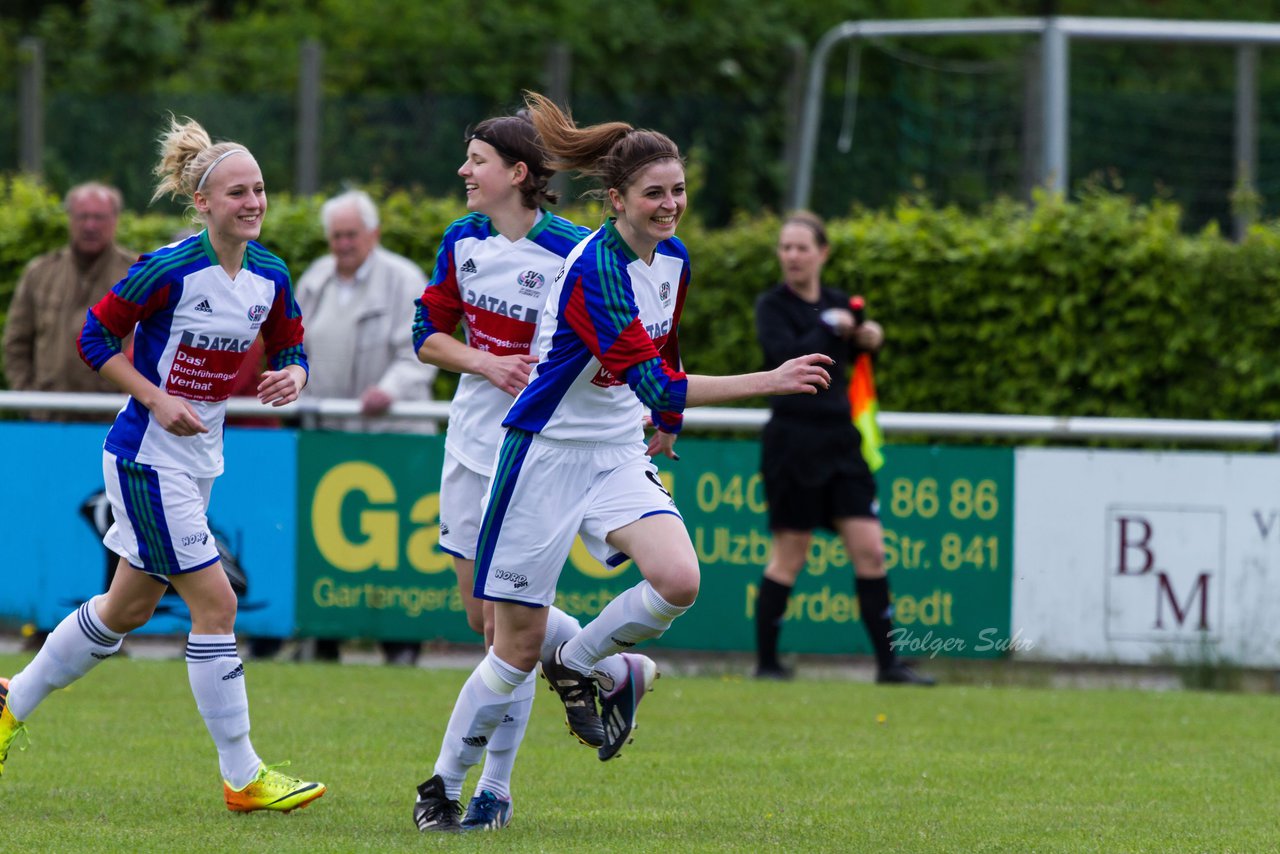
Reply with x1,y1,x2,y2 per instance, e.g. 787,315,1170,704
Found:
846,296,884,472
848,352,885,472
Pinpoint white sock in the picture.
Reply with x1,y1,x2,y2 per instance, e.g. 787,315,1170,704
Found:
475,672,535,801
186,634,261,789
560,581,689,676
540,605,626,691
433,650,528,801
540,606,581,659
592,655,630,695
7,597,124,720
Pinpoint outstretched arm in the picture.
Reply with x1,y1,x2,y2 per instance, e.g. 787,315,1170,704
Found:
684,353,832,407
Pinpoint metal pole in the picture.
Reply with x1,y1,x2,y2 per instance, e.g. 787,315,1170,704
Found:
1233,44,1259,241
18,37,44,177
791,23,854,211
1040,18,1068,194
295,39,322,196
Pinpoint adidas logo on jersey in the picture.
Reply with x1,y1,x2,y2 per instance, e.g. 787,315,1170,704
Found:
460,258,478,274
195,299,213,313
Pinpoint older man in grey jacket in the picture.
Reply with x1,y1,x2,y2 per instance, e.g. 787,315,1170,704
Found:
296,189,437,434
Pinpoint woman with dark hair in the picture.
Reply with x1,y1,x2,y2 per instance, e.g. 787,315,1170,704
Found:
413,108,654,831
411,92,832,832
753,211,933,686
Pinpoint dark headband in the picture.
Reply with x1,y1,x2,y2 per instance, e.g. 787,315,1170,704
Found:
466,130,551,177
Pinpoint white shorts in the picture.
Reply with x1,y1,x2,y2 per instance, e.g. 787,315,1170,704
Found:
102,451,219,577
438,449,489,561
474,430,681,607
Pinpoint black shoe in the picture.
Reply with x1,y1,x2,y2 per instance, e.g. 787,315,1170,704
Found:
382,642,421,666
413,775,462,832
540,643,604,747
876,662,936,686
754,663,794,681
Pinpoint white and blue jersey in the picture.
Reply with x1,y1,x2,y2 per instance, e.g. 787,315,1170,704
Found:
503,218,690,446
413,211,587,475
78,231,307,477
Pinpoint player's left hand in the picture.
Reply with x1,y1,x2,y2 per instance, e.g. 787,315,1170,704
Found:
258,365,305,407
646,428,679,460
769,353,833,395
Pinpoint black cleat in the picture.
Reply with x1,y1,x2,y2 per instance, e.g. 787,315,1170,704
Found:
413,775,462,832
753,663,794,681
540,643,604,747
876,662,937,686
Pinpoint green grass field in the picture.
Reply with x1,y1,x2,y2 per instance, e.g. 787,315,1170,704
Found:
0,651,1273,853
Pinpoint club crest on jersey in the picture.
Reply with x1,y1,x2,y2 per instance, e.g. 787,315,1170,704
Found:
517,269,545,296
659,281,671,304
247,304,268,322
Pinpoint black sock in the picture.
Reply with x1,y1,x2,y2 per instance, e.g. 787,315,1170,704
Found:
755,576,793,670
855,575,897,670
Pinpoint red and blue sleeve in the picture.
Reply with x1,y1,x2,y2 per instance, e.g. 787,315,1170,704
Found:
413,234,465,352
263,272,308,375
561,251,688,432
77,257,170,371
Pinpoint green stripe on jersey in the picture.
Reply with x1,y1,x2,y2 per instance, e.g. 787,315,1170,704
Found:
116,243,204,303
592,241,634,335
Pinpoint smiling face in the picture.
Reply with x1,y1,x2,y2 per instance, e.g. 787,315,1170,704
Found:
458,139,524,215
194,153,266,245
777,221,829,291
609,159,686,259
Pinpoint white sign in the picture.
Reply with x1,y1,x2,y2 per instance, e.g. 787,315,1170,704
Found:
1012,448,1280,666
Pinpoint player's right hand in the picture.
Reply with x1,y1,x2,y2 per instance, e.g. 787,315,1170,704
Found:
484,353,540,396
151,394,209,436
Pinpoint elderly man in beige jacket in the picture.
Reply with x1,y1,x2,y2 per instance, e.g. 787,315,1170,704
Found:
296,189,437,434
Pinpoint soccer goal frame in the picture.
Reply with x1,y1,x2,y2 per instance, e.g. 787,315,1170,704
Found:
792,16,1280,237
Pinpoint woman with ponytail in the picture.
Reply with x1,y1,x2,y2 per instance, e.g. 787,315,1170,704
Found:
412,107,653,832
0,116,325,814
411,92,832,832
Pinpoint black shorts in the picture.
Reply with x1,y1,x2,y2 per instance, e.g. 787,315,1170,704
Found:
763,467,878,531
760,416,878,532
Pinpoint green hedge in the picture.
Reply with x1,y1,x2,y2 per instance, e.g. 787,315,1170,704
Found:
3,174,1278,422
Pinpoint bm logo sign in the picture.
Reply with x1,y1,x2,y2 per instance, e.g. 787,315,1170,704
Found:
1105,506,1224,642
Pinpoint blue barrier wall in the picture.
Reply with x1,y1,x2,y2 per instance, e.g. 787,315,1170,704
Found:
0,423,297,637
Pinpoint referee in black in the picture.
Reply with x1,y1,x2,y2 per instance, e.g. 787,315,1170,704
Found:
753,211,933,685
